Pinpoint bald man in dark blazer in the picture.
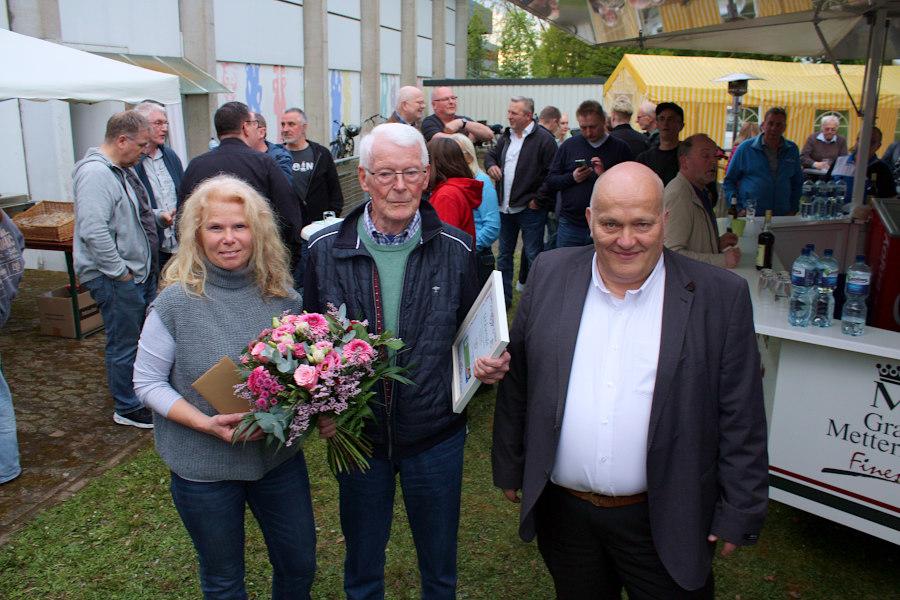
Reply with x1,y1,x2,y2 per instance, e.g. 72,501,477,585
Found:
491,162,768,599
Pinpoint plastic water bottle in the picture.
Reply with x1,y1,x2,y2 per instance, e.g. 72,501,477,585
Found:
842,255,870,336
788,247,815,327
834,179,848,207
800,179,814,219
824,181,837,219
208,137,220,150
812,249,838,327
805,243,819,284
815,181,830,219
834,178,850,218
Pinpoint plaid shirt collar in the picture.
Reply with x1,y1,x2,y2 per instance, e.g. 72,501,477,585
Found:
362,201,421,246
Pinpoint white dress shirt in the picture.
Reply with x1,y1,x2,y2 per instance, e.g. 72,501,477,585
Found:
551,253,665,496
501,121,534,214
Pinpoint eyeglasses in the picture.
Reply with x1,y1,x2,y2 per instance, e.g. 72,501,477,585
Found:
366,168,427,185
151,120,169,127
244,119,259,126
434,96,458,102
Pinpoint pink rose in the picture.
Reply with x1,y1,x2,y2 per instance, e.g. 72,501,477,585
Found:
317,351,342,374
344,338,375,365
250,342,267,357
293,364,319,390
298,313,330,337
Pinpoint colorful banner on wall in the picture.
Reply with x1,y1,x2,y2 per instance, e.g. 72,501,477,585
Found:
329,70,361,143
380,74,400,121
216,62,303,144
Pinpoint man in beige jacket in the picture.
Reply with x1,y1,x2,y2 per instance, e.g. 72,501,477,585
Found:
664,134,740,268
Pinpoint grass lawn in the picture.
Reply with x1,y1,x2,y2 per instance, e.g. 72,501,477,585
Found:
0,269,897,598
0,385,897,599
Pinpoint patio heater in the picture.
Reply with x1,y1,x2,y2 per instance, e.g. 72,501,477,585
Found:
713,72,763,151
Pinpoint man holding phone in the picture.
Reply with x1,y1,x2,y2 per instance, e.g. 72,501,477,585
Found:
543,100,634,247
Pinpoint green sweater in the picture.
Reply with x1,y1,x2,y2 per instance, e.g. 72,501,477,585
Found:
357,218,421,336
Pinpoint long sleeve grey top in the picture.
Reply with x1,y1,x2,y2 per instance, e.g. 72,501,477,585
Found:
133,309,182,417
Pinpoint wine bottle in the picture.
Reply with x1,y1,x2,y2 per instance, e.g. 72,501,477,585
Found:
756,210,774,270
727,195,739,221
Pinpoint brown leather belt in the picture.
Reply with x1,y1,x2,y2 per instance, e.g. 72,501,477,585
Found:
561,486,648,508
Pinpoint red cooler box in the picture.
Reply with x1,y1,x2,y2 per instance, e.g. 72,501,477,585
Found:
866,198,900,332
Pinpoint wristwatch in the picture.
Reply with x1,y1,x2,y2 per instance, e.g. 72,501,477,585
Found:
460,118,468,132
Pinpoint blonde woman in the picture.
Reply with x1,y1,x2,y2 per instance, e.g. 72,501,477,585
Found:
734,121,760,149
134,175,316,599
451,133,500,284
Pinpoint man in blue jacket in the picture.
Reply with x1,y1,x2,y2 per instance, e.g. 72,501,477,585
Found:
723,107,802,216
250,112,294,181
305,123,509,600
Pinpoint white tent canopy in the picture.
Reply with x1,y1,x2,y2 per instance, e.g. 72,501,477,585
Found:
0,28,181,105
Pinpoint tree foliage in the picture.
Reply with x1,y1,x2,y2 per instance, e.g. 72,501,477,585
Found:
497,7,537,78
467,10,490,78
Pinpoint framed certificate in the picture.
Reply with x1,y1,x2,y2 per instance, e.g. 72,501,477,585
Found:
451,270,509,413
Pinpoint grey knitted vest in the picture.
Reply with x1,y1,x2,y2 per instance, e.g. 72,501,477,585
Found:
152,262,302,481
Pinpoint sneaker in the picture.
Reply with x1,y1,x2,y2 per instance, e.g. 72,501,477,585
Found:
113,408,155,429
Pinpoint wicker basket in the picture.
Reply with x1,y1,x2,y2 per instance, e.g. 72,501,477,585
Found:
13,201,74,242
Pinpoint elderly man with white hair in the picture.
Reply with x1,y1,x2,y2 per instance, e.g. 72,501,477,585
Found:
636,99,659,146
133,101,183,268
304,123,510,600
800,114,848,171
387,85,426,126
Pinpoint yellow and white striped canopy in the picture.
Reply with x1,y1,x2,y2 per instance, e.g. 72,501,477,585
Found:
604,54,900,148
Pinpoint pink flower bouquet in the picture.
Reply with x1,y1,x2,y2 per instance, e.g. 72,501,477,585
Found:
233,304,410,474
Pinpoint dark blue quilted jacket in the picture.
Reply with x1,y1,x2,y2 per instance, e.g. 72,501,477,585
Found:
303,200,479,458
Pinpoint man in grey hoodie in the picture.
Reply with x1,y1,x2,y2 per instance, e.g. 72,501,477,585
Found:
73,110,172,429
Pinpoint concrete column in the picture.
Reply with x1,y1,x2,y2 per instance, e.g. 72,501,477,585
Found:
401,0,417,86
180,0,217,160
432,0,445,79
8,0,60,40
455,0,469,79
361,0,381,131
303,0,330,144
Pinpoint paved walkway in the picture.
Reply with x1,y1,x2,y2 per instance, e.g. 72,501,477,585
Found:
0,270,151,545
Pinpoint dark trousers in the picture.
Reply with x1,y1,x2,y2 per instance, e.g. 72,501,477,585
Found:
476,247,496,288
336,427,466,600
83,272,157,416
555,216,593,248
498,208,547,306
170,452,317,600
535,484,714,600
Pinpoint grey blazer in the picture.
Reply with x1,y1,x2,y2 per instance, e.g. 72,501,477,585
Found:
492,245,768,591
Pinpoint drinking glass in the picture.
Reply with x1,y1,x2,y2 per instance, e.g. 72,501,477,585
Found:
773,272,791,302
744,196,757,220
757,269,775,301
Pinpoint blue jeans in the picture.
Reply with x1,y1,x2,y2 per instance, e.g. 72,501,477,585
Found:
498,208,548,306
555,216,593,248
170,452,317,600
0,356,20,484
84,273,156,415
337,427,466,600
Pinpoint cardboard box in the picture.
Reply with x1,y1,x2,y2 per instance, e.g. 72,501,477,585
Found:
37,285,103,338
